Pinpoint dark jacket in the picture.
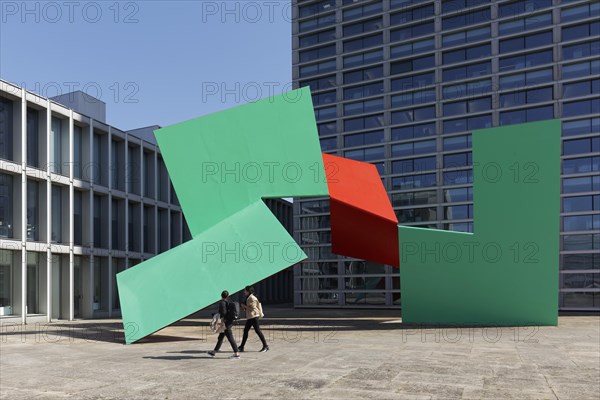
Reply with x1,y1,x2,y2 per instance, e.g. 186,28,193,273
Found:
218,299,235,327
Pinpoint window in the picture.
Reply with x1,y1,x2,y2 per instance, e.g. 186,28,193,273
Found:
392,190,437,207
445,205,474,220
499,49,553,71
563,215,599,232
392,139,436,157
344,81,384,100
499,68,553,90
563,79,600,99
318,122,337,136
442,0,489,13
562,60,600,80
563,99,600,118
344,98,384,116
392,123,436,141
563,196,599,213
300,60,336,78
392,157,437,174
315,106,337,121
392,72,435,92
50,117,63,174
344,130,384,147
392,106,436,124
443,115,492,133
443,8,491,30
299,29,336,47
563,22,600,42
391,173,437,190
499,31,552,53
443,44,491,64
27,180,39,241
562,41,600,60
444,97,491,116
343,49,383,68
0,98,12,161
313,90,337,106
563,137,600,155
562,118,600,137
300,44,336,63
500,87,553,108
26,108,39,168
391,55,435,75
443,79,492,100
299,13,336,32
391,38,435,58
51,185,62,243
561,3,600,23
0,174,13,238
442,26,490,47
301,75,337,92
299,0,335,18
320,137,337,152
343,17,383,36
343,33,383,52
390,5,435,26
343,2,382,21
391,90,436,108
344,114,384,132
444,135,472,151
499,0,552,18
444,152,472,168
444,170,473,185
344,146,385,161
500,105,554,125
443,61,491,82
499,12,552,35
390,21,434,41
562,157,599,175
344,65,383,84
562,176,600,194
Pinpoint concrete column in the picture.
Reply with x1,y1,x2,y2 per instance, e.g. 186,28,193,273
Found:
46,104,52,323
20,88,26,324
69,110,74,320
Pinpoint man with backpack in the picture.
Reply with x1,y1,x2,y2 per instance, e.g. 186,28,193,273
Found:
208,291,241,359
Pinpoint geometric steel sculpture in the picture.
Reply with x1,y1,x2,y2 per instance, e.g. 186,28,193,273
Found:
117,87,328,343
117,85,560,343
323,153,399,267
399,119,561,326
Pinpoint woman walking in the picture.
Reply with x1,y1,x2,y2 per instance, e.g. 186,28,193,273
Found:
238,286,269,353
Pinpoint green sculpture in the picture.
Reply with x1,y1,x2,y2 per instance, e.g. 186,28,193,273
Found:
117,87,328,344
399,119,561,326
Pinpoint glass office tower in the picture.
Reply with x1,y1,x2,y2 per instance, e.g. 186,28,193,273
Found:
292,0,599,309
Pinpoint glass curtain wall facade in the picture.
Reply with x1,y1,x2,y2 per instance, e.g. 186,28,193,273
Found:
292,0,599,309
0,80,192,322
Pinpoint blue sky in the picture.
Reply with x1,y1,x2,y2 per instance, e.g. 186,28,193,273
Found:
0,1,292,130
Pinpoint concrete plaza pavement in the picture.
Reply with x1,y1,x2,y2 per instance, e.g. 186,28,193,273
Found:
0,307,599,399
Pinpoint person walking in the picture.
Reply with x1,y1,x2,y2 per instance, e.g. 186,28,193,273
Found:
238,286,269,353
208,291,241,359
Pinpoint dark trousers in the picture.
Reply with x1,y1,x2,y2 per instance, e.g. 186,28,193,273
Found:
240,317,267,348
214,325,238,353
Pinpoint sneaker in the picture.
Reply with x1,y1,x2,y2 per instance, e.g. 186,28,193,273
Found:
207,351,216,357
230,354,241,359
259,346,269,353
238,346,244,352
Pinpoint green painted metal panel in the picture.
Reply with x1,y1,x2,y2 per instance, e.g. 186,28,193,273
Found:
154,87,328,237
117,201,305,344
117,88,329,343
399,119,561,326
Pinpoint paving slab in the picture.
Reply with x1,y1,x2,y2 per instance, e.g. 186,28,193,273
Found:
1,308,598,399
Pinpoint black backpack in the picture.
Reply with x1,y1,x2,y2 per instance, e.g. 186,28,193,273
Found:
226,300,240,321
